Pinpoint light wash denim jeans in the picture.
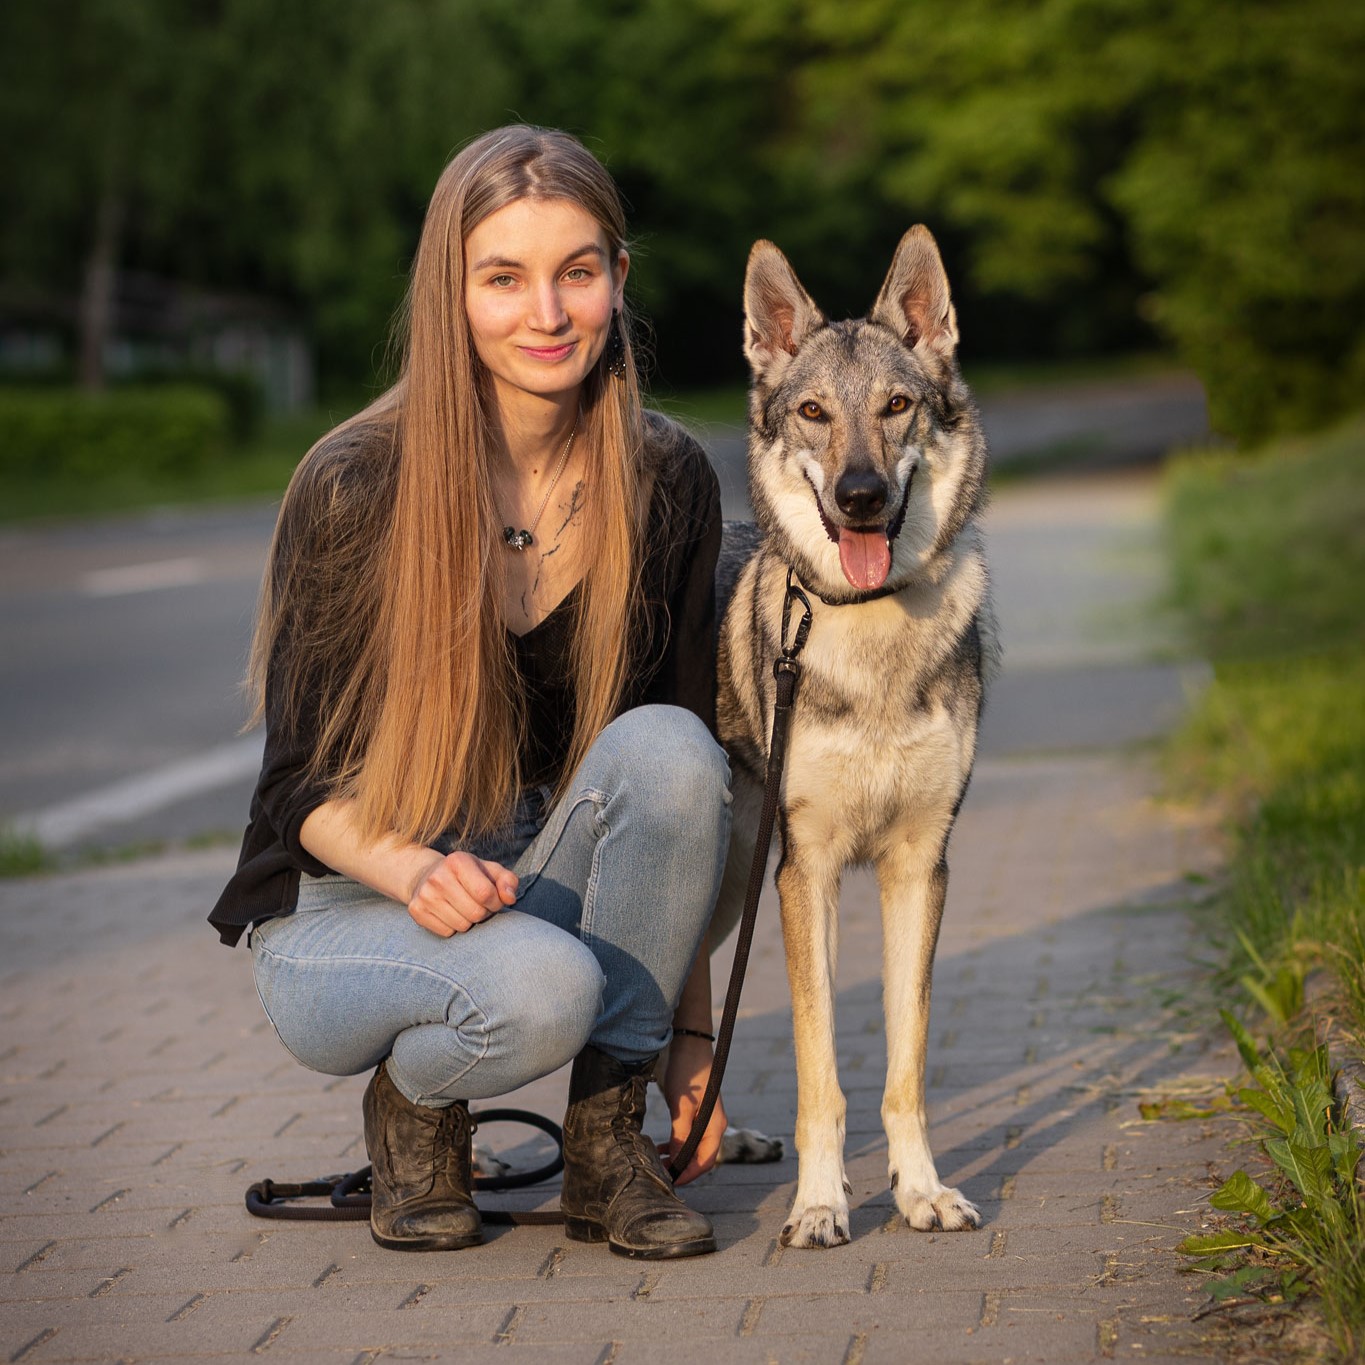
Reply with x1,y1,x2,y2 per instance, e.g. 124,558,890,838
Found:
249,705,732,1108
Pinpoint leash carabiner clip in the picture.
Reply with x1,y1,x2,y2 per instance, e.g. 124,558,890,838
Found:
780,568,813,664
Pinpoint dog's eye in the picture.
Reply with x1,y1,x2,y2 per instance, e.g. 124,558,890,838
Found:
887,395,910,415
799,401,825,421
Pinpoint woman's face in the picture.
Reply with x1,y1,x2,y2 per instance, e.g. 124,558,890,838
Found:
464,196,628,415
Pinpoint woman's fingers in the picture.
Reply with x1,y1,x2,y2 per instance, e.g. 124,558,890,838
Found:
668,1091,728,1185
661,1035,727,1184
480,858,521,906
408,853,519,935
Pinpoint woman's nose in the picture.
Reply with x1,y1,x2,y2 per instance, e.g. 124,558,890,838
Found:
529,282,568,332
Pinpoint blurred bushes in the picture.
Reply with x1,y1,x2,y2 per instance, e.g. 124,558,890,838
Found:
133,368,264,443
0,386,229,481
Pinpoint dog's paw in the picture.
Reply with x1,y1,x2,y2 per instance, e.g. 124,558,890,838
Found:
719,1125,784,1165
899,1184,981,1232
780,1204,851,1249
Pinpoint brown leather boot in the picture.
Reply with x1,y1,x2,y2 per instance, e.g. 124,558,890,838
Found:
362,1061,481,1251
559,1044,716,1259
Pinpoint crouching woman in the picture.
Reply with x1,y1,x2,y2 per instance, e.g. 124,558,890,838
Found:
209,125,730,1258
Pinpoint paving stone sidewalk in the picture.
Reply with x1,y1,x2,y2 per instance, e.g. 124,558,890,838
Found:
2,470,1234,1364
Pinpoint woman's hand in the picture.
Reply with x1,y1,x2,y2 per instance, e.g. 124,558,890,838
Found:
300,799,517,935
659,1033,727,1185
407,851,518,937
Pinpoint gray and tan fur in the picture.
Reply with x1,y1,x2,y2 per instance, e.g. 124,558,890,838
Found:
712,226,999,1249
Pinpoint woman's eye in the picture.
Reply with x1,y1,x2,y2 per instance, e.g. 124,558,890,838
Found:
488,274,516,288
563,266,592,282
887,395,909,415
799,401,824,421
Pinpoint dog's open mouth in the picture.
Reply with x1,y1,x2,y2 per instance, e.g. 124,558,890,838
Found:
806,472,913,591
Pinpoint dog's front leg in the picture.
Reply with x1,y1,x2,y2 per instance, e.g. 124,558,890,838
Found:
778,843,850,1249
877,837,981,1232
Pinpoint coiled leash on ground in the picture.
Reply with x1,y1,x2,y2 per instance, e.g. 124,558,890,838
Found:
245,571,813,1226
245,1109,568,1225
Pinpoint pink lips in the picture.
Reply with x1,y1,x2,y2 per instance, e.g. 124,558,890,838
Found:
519,342,576,362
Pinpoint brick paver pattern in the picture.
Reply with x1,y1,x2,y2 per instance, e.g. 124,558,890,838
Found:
1,472,1231,1363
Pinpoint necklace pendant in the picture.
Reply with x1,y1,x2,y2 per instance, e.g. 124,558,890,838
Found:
499,422,576,553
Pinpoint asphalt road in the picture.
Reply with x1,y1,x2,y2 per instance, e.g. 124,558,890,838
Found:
0,372,1207,857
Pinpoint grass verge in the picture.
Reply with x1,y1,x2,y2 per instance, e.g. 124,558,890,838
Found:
1165,414,1365,1032
1164,413,1365,1357
0,827,54,877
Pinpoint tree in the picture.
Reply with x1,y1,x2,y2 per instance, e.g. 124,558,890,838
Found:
792,0,1365,442
9,0,1355,433
1,0,196,389
1107,0,1365,441
0,0,518,392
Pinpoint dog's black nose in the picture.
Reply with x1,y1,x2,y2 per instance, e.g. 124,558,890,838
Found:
834,469,888,520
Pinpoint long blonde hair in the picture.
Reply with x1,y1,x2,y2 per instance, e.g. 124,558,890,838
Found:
250,126,647,844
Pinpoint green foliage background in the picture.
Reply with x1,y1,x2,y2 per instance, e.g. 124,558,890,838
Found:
2,0,1361,443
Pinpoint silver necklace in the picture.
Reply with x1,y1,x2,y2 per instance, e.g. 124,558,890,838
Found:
501,425,577,551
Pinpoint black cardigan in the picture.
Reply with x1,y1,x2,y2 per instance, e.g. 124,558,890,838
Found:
208,414,721,946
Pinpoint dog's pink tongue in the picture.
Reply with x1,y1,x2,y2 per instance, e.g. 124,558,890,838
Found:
837,529,891,590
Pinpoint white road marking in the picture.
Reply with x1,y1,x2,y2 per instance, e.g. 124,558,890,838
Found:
15,735,263,848
82,558,206,597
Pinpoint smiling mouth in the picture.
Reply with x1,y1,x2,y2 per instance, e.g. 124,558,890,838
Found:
519,341,577,362
805,471,914,591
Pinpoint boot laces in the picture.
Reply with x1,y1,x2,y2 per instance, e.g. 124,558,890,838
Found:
609,1074,671,1184
434,1102,471,1173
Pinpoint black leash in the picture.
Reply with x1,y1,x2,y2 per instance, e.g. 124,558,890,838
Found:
246,569,813,1222
665,568,810,1178
246,1108,567,1224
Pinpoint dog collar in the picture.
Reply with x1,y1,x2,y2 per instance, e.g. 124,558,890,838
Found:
793,571,902,607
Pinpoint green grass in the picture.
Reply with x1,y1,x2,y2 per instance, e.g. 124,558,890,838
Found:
1167,416,1365,663
0,827,53,877
1164,413,1365,1357
1165,414,1365,1033
0,824,244,880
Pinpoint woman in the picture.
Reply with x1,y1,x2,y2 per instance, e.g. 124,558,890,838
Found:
209,126,731,1260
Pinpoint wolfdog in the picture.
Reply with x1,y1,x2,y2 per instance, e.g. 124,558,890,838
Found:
711,226,998,1249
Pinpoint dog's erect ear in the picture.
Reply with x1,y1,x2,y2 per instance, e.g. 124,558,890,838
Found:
743,241,826,382
871,226,959,362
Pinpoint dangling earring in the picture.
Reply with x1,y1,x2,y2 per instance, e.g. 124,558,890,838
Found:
605,309,627,381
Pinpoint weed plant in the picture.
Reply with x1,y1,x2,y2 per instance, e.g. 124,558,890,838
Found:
1179,1016,1364,1356
1165,414,1365,1356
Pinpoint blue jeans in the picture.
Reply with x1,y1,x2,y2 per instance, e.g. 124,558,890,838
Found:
250,706,732,1108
